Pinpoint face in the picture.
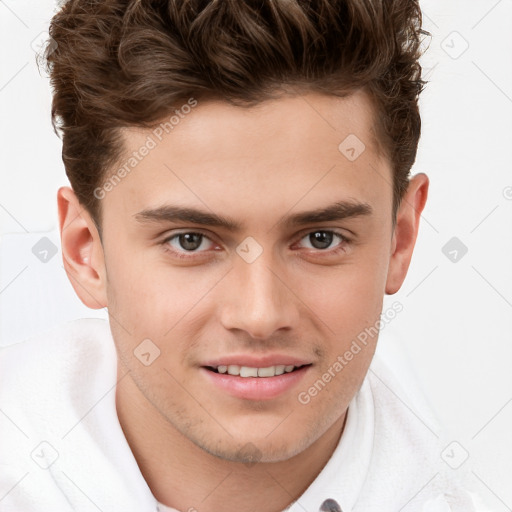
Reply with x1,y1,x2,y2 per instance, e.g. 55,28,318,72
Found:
61,90,423,464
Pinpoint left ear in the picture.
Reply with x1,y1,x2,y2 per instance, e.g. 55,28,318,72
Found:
385,173,429,295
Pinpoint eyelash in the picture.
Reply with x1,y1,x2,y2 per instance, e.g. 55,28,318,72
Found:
160,230,351,260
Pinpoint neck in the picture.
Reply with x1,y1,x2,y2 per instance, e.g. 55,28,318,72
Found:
116,367,347,512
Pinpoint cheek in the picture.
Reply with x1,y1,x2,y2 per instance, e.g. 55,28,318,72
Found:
299,251,388,336
104,243,222,341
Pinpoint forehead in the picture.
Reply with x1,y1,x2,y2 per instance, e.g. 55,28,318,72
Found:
104,90,392,227
137,89,383,161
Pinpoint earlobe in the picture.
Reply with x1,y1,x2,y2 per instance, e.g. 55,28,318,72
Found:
385,173,429,295
57,186,108,309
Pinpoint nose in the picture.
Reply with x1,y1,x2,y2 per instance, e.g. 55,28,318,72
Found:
219,253,300,340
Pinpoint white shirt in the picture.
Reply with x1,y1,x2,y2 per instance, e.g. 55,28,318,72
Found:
0,318,487,511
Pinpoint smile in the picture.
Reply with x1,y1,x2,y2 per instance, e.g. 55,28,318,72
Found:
201,364,312,400
205,364,311,377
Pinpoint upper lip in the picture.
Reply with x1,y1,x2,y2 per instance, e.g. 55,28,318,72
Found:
201,355,312,368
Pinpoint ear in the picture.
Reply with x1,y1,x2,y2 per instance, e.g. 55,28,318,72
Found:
385,173,429,295
57,186,108,309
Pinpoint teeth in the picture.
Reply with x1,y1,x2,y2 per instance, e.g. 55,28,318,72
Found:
240,366,258,377
227,365,240,375
258,366,276,377
274,365,285,375
216,364,301,377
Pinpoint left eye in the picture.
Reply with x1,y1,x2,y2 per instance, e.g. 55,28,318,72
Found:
297,230,347,251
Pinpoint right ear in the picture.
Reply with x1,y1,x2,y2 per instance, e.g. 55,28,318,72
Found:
57,186,108,309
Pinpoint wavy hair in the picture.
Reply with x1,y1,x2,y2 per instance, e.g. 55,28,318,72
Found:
43,0,430,227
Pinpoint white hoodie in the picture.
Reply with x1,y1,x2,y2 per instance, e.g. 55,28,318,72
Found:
0,318,487,512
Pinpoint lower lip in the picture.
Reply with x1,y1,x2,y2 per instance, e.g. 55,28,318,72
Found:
200,365,311,401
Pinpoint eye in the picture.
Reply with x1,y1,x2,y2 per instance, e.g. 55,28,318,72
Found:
296,230,349,253
161,229,350,261
162,231,216,259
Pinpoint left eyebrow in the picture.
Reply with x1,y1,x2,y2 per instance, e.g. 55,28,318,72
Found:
133,199,373,232
282,200,373,228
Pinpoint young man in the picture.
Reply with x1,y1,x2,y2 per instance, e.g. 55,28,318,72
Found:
0,1,486,511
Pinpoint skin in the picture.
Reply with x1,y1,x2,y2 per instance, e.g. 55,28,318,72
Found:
58,89,428,512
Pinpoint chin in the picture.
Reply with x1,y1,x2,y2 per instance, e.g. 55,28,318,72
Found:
216,428,318,465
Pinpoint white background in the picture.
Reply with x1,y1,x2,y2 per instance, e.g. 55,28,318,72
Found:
1,0,511,509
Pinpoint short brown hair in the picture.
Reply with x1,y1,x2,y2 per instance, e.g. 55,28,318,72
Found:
43,0,429,229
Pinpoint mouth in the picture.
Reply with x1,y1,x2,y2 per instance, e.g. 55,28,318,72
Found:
204,363,312,377
200,363,313,400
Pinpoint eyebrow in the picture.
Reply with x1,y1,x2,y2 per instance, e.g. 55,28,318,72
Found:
134,200,373,232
